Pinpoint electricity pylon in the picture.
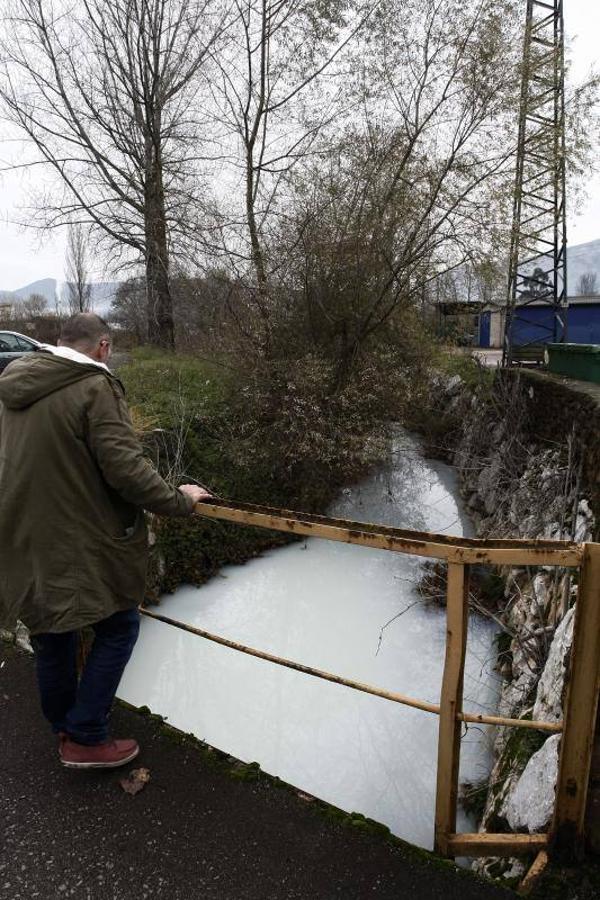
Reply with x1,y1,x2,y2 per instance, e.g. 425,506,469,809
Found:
503,0,567,365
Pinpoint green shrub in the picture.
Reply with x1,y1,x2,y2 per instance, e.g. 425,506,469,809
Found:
435,349,495,390
119,350,391,598
119,331,438,598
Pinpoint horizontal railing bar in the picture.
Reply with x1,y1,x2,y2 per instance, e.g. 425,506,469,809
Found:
139,609,562,734
459,709,560,731
446,833,549,857
193,500,583,567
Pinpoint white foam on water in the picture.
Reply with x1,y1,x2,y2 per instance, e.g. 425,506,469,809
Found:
119,431,500,849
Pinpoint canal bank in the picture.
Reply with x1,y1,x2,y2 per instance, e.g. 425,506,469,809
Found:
422,366,600,879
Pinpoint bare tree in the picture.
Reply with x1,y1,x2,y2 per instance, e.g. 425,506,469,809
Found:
266,0,526,379
1,0,230,349
21,293,48,318
110,277,147,344
576,271,598,296
64,224,92,313
209,0,373,351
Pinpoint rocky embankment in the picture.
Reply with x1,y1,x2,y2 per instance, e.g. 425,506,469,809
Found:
439,367,600,880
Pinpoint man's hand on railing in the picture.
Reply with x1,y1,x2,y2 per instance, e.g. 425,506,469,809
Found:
179,484,213,505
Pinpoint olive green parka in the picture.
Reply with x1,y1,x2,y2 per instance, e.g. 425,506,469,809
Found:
0,351,194,634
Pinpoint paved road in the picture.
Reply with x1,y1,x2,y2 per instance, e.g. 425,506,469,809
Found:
0,643,516,900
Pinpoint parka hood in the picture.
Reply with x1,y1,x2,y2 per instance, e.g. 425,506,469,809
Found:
0,351,114,410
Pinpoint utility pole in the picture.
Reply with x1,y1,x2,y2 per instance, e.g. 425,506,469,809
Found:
503,0,567,366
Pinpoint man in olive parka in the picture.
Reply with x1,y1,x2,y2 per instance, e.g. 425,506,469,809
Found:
0,313,209,768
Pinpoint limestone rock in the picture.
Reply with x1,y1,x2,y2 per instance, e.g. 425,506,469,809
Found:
503,734,560,833
533,607,575,723
473,856,526,881
445,374,463,396
15,621,33,654
498,670,538,721
574,499,594,542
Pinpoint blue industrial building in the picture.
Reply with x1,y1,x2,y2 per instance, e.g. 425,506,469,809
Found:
478,297,600,348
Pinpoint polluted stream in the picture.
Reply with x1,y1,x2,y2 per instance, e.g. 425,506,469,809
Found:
119,431,500,851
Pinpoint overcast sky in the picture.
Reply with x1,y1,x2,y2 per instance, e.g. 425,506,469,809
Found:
0,0,598,291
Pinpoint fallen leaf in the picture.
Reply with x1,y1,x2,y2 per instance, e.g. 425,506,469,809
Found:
119,767,151,796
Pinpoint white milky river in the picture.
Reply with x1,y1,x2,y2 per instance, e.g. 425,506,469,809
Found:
119,431,500,850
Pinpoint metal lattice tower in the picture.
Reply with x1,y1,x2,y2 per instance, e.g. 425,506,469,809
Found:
503,0,567,365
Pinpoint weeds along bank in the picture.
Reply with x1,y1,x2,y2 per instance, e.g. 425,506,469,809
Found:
119,343,433,600
421,360,599,882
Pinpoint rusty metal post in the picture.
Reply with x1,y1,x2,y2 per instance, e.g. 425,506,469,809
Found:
553,542,600,861
434,562,470,856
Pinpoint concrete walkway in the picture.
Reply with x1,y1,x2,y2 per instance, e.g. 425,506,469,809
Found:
0,643,516,900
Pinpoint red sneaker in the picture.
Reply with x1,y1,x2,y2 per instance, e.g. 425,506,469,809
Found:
59,737,139,769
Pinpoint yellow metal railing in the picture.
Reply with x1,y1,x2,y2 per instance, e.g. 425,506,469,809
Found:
139,499,600,865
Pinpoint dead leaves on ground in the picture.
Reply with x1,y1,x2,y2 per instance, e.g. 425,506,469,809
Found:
120,767,151,796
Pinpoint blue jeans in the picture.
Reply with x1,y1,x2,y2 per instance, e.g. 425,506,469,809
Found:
32,607,140,746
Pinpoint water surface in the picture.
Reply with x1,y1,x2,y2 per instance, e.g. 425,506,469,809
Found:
119,432,499,849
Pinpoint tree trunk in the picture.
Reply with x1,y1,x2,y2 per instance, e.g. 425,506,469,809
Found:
145,130,175,350
145,237,174,350
246,147,272,354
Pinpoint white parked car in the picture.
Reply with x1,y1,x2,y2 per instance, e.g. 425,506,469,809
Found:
0,331,47,373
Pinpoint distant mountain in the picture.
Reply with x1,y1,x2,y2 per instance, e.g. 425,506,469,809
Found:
0,278,58,306
57,281,119,317
515,238,600,296
566,238,600,294
2,238,599,312
12,278,58,304
0,278,119,316
438,238,600,305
